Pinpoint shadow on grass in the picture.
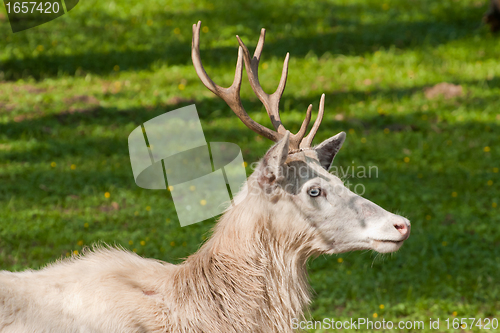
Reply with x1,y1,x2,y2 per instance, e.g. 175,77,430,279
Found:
1,75,500,142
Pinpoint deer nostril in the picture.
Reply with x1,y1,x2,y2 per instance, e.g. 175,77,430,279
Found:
394,222,408,236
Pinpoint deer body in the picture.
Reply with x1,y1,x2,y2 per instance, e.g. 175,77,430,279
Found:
0,22,410,332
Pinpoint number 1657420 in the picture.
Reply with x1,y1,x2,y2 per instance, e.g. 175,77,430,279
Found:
6,2,60,14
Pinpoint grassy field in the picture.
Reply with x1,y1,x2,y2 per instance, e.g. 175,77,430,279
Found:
1,0,500,331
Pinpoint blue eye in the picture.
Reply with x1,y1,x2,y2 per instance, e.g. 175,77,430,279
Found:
308,188,321,197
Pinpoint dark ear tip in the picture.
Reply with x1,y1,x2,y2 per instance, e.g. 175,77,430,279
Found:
314,131,347,170
333,131,346,147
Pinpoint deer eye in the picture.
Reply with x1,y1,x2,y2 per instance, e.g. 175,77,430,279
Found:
308,188,321,197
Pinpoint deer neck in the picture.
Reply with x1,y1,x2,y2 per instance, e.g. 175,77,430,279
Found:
179,187,313,332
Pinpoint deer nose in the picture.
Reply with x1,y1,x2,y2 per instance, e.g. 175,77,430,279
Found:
394,218,410,238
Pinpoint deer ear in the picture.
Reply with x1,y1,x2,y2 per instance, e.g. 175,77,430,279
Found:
258,131,290,186
314,131,346,170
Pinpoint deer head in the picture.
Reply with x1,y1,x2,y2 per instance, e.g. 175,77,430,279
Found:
192,22,410,254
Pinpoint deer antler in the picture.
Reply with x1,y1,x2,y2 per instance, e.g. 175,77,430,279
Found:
191,21,325,150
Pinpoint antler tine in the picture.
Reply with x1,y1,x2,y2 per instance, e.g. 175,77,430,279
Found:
289,104,312,149
300,94,326,148
191,21,282,142
236,33,289,135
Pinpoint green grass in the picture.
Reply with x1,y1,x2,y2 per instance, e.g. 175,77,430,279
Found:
1,0,500,332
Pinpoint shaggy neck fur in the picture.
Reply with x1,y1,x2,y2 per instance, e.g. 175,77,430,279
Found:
169,175,315,333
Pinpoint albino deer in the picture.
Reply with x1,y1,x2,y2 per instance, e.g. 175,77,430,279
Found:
0,21,410,333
